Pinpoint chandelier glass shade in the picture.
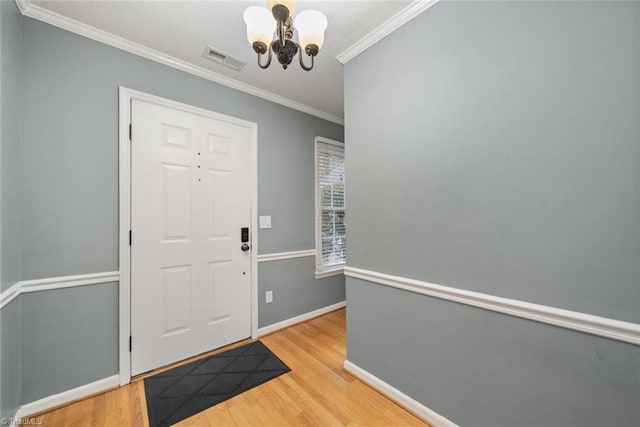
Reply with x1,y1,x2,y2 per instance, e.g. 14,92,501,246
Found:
243,1,327,71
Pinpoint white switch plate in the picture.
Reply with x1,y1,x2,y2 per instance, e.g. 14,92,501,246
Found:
259,216,272,229
266,290,273,304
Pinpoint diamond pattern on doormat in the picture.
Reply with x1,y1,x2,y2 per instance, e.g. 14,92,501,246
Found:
144,341,290,427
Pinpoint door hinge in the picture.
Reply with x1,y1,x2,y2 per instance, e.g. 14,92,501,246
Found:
129,124,132,141
129,230,132,246
129,336,132,352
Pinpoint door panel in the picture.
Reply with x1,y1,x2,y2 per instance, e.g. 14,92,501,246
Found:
131,99,252,376
161,265,192,335
162,164,191,240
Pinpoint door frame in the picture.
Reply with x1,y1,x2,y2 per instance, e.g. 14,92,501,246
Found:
117,87,259,385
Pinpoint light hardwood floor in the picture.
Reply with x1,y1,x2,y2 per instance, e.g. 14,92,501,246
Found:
30,308,427,426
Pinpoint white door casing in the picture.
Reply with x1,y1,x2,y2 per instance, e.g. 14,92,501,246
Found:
119,88,258,381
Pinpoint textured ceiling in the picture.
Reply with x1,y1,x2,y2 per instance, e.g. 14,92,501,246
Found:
30,0,412,119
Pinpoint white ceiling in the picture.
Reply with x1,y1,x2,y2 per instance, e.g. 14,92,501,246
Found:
30,0,412,120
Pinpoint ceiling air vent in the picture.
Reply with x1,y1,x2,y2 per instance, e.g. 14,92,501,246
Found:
202,46,246,72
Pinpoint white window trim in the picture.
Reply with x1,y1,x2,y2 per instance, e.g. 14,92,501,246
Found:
315,268,344,279
314,136,345,278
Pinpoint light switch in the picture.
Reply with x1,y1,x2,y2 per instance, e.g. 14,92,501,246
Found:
259,216,272,229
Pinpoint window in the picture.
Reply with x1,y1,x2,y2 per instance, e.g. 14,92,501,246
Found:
315,137,345,277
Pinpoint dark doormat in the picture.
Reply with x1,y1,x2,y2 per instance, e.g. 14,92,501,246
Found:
143,340,291,427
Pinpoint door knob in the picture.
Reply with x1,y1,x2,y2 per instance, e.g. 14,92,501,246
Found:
241,243,251,252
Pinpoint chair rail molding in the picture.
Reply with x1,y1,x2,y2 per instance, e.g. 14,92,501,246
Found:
13,0,343,125
257,249,315,263
344,266,640,346
0,271,120,309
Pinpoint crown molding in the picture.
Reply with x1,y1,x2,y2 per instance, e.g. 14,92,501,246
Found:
345,266,640,346
336,0,440,64
15,0,28,14
14,0,344,125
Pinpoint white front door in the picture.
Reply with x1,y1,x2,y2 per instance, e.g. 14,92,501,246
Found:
130,98,253,376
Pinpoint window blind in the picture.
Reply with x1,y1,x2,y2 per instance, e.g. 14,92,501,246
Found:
315,138,345,272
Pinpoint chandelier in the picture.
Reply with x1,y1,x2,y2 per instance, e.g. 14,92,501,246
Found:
243,1,327,71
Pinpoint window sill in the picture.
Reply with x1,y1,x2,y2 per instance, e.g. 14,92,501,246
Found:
315,267,344,279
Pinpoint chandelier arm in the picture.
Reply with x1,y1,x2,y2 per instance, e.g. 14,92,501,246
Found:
297,44,315,71
277,19,286,46
257,44,273,69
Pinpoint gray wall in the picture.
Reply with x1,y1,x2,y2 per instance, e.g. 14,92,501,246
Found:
258,257,345,327
347,278,640,427
346,0,640,324
1,299,21,420
20,283,118,403
344,1,640,425
1,11,344,408
1,0,22,292
1,0,22,420
20,17,343,279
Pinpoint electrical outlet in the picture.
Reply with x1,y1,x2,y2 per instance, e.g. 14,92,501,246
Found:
266,290,273,304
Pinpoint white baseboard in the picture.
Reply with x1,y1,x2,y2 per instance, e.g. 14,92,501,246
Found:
258,301,346,336
343,360,458,427
15,375,120,418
